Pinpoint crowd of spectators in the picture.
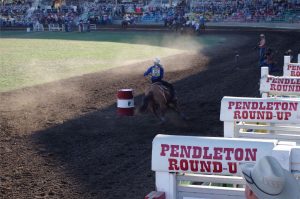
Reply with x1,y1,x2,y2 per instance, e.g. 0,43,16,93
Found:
1,0,300,28
190,0,300,23
0,1,146,27
0,2,81,28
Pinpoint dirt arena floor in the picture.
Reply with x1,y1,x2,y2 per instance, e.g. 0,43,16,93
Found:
1,28,300,199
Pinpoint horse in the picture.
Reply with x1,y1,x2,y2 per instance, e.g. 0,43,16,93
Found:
138,82,187,123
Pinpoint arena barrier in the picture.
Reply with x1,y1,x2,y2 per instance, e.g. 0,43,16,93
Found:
48,23,62,32
283,55,300,77
33,22,44,32
220,96,300,143
260,66,300,98
90,24,97,31
149,134,300,199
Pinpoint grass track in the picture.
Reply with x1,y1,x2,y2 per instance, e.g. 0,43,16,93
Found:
0,31,226,92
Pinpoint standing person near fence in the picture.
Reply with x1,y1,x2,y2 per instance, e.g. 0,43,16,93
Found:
285,49,293,62
241,156,300,199
263,48,275,72
258,34,266,66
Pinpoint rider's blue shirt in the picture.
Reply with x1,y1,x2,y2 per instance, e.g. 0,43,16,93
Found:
144,64,164,82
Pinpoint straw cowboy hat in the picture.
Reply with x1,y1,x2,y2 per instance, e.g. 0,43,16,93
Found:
154,57,160,64
240,156,300,199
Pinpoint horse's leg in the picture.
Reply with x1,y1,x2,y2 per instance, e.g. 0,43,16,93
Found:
139,92,154,113
169,101,189,121
149,101,159,118
158,104,168,124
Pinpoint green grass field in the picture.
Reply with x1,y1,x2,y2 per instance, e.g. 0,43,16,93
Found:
0,31,226,92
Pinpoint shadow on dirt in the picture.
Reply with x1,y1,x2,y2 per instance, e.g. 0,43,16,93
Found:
27,34,260,199
2,30,300,199
30,31,300,198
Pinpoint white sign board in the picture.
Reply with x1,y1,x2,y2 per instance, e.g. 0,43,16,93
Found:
284,63,300,77
152,135,277,175
260,75,300,95
220,96,300,123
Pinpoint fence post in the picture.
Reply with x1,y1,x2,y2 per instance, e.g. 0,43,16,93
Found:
272,145,293,171
283,56,291,76
291,147,300,179
261,67,269,98
284,55,291,66
224,121,235,138
155,172,176,199
298,54,300,63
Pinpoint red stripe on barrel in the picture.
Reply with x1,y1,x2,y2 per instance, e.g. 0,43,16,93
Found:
117,89,134,116
117,89,133,99
117,107,134,116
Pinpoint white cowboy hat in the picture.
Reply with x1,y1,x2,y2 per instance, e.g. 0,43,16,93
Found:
240,156,300,199
260,34,265,37
154,57,160,64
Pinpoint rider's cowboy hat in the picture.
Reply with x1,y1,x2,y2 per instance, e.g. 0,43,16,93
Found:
240,156,300,199
154,57,160,64
260,34,265,37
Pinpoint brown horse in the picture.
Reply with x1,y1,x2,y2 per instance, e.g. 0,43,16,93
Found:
139,82,187,123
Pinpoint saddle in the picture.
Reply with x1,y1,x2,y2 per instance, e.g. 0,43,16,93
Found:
150,82,177,104
151,82,169,92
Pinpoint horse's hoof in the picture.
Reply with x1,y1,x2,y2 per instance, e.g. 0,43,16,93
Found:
158,121,165,125
158,118,166,125
183,116,191,121
180,113,190,121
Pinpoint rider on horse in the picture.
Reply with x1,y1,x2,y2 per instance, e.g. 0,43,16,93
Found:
143,58,175,103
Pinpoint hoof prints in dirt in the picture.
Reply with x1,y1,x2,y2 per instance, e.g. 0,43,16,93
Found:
1,30,300,199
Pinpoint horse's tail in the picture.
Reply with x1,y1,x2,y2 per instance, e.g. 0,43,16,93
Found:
139,91,154,113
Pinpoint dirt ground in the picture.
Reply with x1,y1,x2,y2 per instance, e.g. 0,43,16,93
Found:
1,29,300,199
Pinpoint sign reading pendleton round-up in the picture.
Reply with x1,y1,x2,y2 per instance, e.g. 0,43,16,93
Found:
220,96,300,123
260,75,300,96
284,63,300,77
151,134,277,175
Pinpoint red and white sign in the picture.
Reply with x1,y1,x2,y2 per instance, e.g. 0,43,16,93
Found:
220,97,300,123
152,134,277,175
284,63,300,77
260,75,300,95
